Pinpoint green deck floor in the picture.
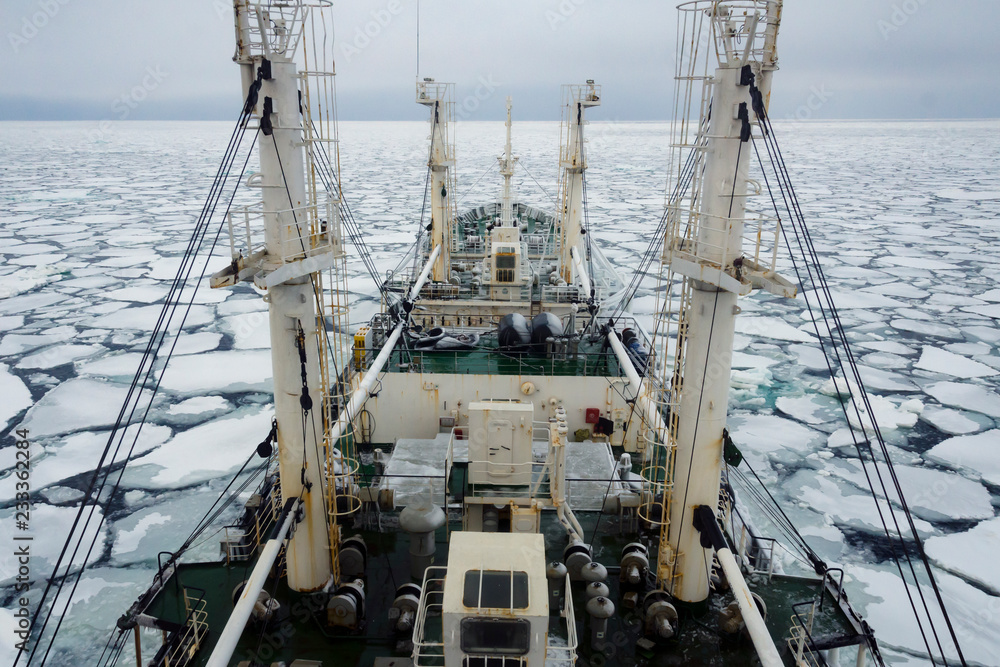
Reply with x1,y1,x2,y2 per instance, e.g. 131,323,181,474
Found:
142,508,863,667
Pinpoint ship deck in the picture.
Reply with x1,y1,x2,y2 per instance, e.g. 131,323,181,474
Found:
142,503,866,667
372,332,632,379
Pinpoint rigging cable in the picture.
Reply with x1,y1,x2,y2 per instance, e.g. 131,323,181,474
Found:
607,107,710,327
19,89,262,666
745,73,962,665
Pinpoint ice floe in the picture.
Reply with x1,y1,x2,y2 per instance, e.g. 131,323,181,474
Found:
924,381,1000,419
127,406,273,488
20,378,132,438
915,347,998,379
158,350,273,394
847,564,998,666
926,517,1000,595
735,316,815,343
925,430,1000,487
15,343,104,370
0,363,32,431
920,405,989,435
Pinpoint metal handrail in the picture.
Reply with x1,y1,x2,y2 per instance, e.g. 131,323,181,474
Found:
787,600,830,667
412,566,449,667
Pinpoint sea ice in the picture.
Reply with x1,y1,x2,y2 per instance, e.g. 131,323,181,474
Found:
788,343,829,371
15,343,104,370
112,511,171,557
127,406,274,488
161,331,223,356
787,471,933,537
925,517,1000,595
920,406,988,435
819,378,920,431
915,347,998,379
925,430,1000,487
924,381,1000,419
105,285,169,303
0,327,76,356
0,315,24,331
167,396,230,416
89,304,215,331
221,312,271,349
726,413,823,467
0,363,32,431
158,350,273,394
735,316,815,343
775,395,840,425
857,340,917,356
802,288,906,310
19,378,132,438
0,503,107,584
829,459,993,522
961,304,1000,319
76,353,145,379
890,319,963,340
0,425,171,499
846,564,998,666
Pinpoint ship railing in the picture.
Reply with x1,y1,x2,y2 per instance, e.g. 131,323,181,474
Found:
237,2,312,60
540,284,583,303
663,206,783,290
225,191,343,267
412,566,449,667
677,0,777,69
157,587,207,667
222,477,282,564
786,600,826,667
746,536,778,581
380,347,627,380
545,573,579,666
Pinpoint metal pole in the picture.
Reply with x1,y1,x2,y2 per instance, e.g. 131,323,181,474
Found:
205,499,300,667
716,548,782,666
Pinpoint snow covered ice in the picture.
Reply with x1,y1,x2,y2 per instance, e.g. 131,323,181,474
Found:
2,118,1000,665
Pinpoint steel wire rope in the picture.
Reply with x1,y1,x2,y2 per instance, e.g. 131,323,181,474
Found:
36,127,261,667
748,114,945,665
305,122,388,302
20,102,260,666
751,107,949,659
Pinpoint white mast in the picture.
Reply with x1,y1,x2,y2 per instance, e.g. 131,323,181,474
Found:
557,81,600,285
498,96,517,229
651,1,791,606
219,1,342,593
416,80,457,283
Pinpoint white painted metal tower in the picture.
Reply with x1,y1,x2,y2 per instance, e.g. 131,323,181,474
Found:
220,1,350,594
557,82,600,287
417,80,457,283
650,0,791,606
498,96,517,229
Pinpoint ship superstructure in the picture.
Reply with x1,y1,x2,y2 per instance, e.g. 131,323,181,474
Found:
20,2,973,667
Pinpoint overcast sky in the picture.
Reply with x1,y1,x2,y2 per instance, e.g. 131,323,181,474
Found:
1,0,997,122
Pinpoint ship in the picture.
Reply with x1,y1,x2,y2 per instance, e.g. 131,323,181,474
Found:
17,1,970,666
